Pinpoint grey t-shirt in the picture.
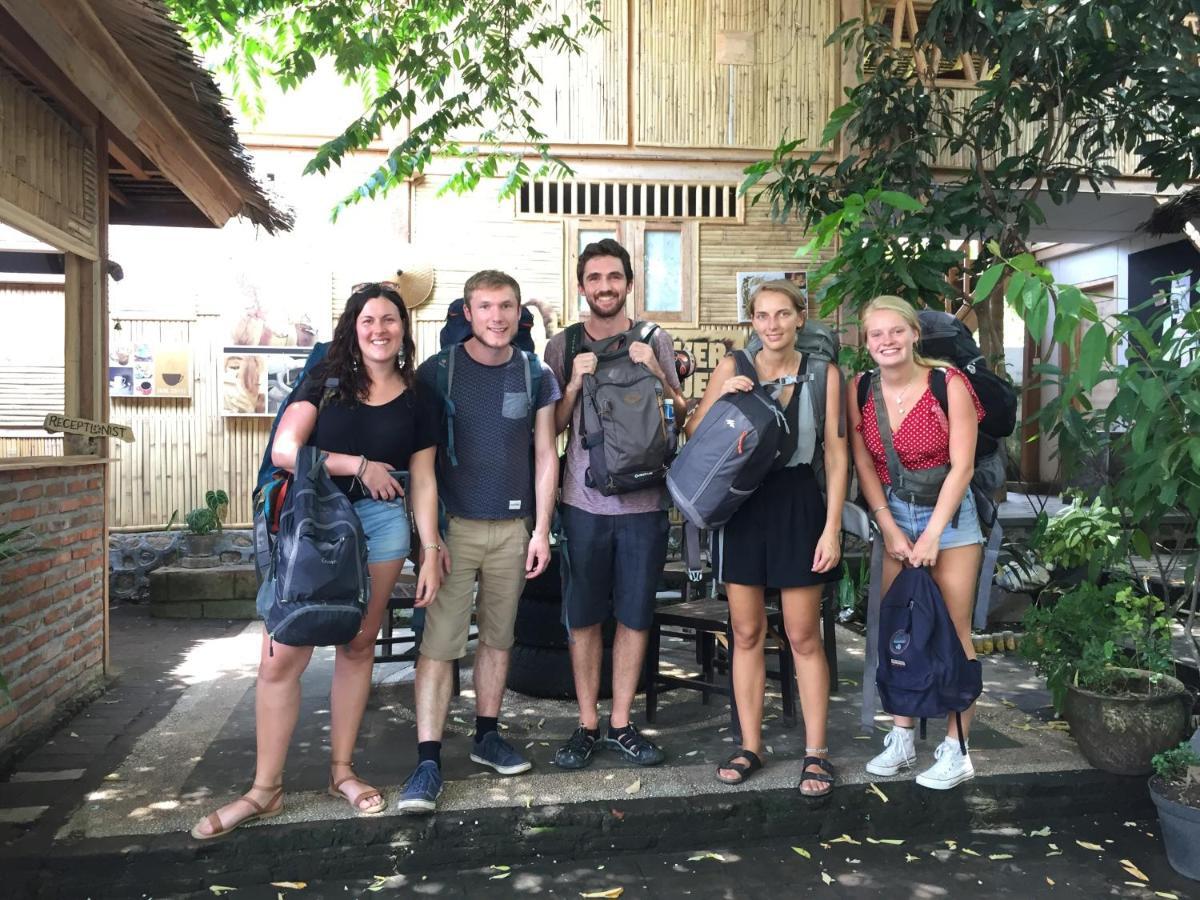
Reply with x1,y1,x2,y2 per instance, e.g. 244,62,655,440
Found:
417,344,560,520
544,323,681,516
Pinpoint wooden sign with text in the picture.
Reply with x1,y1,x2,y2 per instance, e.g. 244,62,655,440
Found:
43,414,134,443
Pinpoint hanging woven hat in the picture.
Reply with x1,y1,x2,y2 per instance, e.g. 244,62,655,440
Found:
371,261,435,310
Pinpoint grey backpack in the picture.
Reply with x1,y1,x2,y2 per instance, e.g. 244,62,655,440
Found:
572,322,675,495
666,350,787,531
743,317,845,486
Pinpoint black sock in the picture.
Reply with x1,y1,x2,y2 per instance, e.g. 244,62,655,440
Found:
584,725,601,740
474,716,498,742
607,723,634,739
417,740,441,767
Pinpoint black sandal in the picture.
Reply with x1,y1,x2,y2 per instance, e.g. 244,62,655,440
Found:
716,748,763,785
799,755,836,798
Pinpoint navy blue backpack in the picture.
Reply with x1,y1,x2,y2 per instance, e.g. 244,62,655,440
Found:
264,446,369,649
875,567,982,752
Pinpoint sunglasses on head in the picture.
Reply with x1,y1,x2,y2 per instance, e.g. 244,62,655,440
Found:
352,280,409,310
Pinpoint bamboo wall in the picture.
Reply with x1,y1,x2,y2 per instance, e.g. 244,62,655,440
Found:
635,0,840,151
107,314,272,527
0,68,98,256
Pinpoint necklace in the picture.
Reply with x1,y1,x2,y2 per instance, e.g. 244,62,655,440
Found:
893,371,922,414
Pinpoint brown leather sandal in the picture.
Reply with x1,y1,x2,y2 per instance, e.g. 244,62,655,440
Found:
328,760,386,815
190,783,283,841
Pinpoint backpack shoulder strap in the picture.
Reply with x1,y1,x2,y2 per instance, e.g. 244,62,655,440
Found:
632,320,660,345
317,376,339,414
856,369,874,411
930,367,949,416
732,348,758,382
871,374,906,493
520,350,542,430
563,322,585,385
433,347,459,466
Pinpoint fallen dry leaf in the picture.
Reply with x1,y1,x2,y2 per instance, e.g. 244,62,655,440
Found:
866,838,904,845
579,889,624,899
866,783,889,803
491,865,511,872
905,854,918,863
208,889,237,897
820,872,834,886
1154,893,1179,900
624,778,641,795
489,872,511,881
687,852,727,862
820,842,831,849
1075,841,1104,852
792,847,811,859
960,848,980,857
829,834,861,845
366,875,389,893
269,884,306,890
1029,826,1052,837
1046,877,1055,886
1120,859,1149,882
988,854,1012,860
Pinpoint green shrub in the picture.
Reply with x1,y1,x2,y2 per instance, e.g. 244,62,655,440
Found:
1035,497,1121,573
1152,741,1200,784
1021,582,1175,714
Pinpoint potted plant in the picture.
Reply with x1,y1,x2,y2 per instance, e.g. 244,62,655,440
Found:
1021,581,1192,774
1149,736,1200,881
1033,496,1122,588
182,490,229,559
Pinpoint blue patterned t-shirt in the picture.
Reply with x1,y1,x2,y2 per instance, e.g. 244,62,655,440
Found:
416,344,560,520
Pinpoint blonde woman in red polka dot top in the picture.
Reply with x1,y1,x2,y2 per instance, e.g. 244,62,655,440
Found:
847,295,985,791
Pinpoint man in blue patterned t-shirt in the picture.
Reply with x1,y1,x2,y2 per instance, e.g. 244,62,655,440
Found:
399,270,560,814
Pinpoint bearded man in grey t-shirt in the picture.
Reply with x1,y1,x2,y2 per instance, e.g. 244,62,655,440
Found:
543,238,687,770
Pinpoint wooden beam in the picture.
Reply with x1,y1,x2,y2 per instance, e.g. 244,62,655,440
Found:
108,130,149,181
2,0,245,227
0,6,98,128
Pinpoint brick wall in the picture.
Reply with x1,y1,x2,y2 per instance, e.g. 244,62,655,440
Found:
0,463,106,753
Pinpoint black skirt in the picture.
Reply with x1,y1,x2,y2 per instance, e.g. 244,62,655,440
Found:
712,464,844,589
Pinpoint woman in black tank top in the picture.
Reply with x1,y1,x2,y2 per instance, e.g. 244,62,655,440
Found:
684,280,848,796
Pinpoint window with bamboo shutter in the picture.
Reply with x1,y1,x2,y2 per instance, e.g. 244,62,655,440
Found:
518,179,742,223
870,0,984,86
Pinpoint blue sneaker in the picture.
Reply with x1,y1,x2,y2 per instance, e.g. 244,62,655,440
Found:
396,760,442,815
470,730,533,775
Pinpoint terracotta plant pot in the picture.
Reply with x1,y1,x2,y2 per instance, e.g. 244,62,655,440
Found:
1149,776,1200,881
1063,668,1192,775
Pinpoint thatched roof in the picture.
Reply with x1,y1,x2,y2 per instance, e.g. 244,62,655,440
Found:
1139,187,1200,238
95,0,292,233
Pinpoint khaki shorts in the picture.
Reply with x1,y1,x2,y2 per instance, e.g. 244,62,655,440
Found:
419,515,530,661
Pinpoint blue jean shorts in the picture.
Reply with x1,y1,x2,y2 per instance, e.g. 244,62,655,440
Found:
886,487,983,550
353,497,411,564
559,505,669,632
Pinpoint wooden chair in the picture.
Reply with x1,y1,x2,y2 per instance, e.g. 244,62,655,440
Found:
374,571,464,696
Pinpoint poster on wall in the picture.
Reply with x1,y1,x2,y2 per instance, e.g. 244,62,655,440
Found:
220,353,268,416
224,298,324,350
735,271,808,323
109,343,191,398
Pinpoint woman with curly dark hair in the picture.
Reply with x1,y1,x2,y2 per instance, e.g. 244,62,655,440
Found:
191,283,442,839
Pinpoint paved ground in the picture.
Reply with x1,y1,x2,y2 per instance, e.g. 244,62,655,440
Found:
0,601,1193,898
163,810,1194,899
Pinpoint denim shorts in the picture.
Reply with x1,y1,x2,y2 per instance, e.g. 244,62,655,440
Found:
559,505,670,632
886,486,983,550
352,497,411,564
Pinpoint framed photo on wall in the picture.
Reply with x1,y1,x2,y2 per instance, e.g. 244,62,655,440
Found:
220,353,268,416
108,343,192,398
735,271,808,323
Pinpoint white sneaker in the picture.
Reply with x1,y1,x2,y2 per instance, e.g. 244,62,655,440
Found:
915,738,975,790
864,727,917,776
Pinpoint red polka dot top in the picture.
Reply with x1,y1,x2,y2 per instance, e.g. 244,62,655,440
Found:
855,368,984,486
